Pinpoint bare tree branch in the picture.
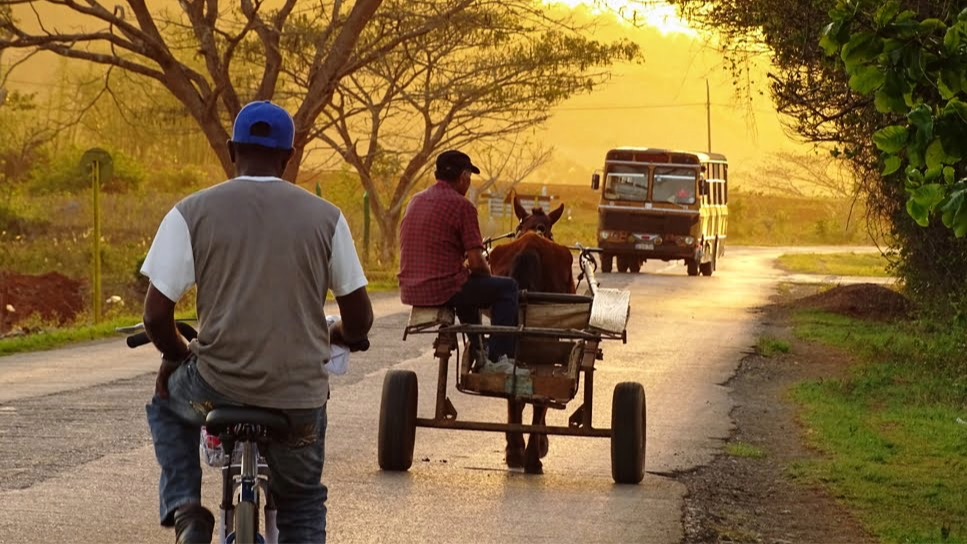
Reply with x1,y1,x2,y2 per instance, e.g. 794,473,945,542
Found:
0,0,389,178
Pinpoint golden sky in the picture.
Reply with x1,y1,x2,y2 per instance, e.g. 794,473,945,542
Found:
536,1,810,188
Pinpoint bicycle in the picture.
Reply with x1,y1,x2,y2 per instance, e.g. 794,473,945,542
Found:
121,321,368,544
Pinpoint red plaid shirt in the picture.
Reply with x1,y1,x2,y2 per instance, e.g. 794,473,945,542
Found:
399,181,484,306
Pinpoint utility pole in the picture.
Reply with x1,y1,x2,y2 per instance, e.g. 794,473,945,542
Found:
706,79,712,153
0,49,7,108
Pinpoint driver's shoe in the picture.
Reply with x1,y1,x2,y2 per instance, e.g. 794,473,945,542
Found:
174,504,215,544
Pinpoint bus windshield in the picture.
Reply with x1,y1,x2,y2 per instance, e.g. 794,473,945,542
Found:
652,167,698,205
604,164,648,201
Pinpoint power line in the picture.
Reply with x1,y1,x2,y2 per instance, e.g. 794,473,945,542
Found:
554,102,781,114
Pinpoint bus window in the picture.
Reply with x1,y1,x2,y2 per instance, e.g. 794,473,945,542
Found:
653,166,697,204
604,163,649,201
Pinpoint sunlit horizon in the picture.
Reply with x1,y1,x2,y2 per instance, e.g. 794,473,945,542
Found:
544,0,699,37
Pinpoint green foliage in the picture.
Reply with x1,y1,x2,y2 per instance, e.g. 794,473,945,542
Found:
791,311,967,542
822,1,967,237
726,190,875,245
0,196,50,235
28,148,145,194
726,442,767,459
757,337,791,357
682,0,967,316
776,252,891,277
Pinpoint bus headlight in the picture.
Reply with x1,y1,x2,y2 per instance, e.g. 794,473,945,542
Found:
599,230,612,240
684,236,695,245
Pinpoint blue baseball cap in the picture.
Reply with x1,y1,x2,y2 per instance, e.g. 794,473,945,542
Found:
231,101,295,151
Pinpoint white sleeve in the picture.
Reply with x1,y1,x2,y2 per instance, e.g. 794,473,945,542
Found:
329,213,368,297
140,207,195,302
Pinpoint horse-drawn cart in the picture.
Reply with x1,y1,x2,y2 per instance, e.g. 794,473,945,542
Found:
378,247,644,483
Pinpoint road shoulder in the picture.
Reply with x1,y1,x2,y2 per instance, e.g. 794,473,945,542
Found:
677,287,875,543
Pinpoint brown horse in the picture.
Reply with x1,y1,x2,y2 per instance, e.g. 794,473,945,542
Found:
488,195,575,473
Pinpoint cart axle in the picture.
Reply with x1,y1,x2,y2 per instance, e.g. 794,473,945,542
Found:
414,417,611,437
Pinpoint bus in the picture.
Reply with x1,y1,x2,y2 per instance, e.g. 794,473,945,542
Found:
590,147,728,276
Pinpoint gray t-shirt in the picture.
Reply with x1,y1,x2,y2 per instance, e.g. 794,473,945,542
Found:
141,176,367,409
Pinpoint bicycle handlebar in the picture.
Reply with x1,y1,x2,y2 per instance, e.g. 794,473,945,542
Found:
122,321,369,352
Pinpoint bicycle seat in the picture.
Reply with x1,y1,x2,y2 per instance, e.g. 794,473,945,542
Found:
205,407,290,436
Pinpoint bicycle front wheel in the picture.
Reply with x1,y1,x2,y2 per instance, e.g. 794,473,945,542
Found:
233,501,257,544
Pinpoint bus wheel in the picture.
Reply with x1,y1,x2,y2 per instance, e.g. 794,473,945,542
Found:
601,252,614,273
631,260,642,274
686,259,699,276
700,260,713,276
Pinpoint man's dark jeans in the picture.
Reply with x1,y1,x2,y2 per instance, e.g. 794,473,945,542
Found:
447,275,519,361
146,358,328,543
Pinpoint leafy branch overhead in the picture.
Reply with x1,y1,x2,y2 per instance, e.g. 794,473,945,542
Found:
0,0,482,180
821,0,967,236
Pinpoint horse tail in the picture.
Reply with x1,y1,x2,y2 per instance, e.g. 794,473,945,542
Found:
510,249,543,292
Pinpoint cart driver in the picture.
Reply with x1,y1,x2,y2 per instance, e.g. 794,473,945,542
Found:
398,150,520,372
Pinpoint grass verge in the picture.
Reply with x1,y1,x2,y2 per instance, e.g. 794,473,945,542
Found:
1,314,153,356
776,252,890,277
757,337,791,357
3,278,400,357
726,442,767,459
790,311,967,543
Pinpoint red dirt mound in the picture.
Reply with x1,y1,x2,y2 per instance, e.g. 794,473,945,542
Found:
787,283,911,322
0,272,85,334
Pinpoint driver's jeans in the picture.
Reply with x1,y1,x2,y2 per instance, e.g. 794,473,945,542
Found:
146,358,328,543
447,275,520,362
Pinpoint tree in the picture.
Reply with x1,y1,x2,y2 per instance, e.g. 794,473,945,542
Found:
820,0,967,238
755,150,857,199
669,0,967,313
312,2,639,261
0,0,478,180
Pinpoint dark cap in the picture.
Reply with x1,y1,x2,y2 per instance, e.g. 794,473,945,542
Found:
436,150,480,175
231,101,295,151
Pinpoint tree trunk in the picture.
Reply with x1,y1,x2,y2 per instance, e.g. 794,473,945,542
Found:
376,210,401,266
283,145,306,182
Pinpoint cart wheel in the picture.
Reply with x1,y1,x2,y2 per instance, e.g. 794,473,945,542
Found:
378,370,418,471
630,259,642,274
611,382,646,484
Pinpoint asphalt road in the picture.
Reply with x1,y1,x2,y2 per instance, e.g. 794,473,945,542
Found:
0,246,890,543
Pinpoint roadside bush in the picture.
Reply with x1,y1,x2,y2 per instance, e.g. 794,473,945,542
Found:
0,202,50,235
28,149,145,194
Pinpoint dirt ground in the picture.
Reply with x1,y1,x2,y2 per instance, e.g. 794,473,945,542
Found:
677,283,906,544
0,271,86,335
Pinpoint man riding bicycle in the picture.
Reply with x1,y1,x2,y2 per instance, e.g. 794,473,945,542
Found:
141,101,373,543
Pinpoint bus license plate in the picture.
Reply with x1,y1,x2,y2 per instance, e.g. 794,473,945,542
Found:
635,243,653,250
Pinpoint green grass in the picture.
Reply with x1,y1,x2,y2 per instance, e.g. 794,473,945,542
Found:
0,309,200,357
776,252,891,277
790,311,967,543
757,337,791,357
726,442,767,459
2,314,140,356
